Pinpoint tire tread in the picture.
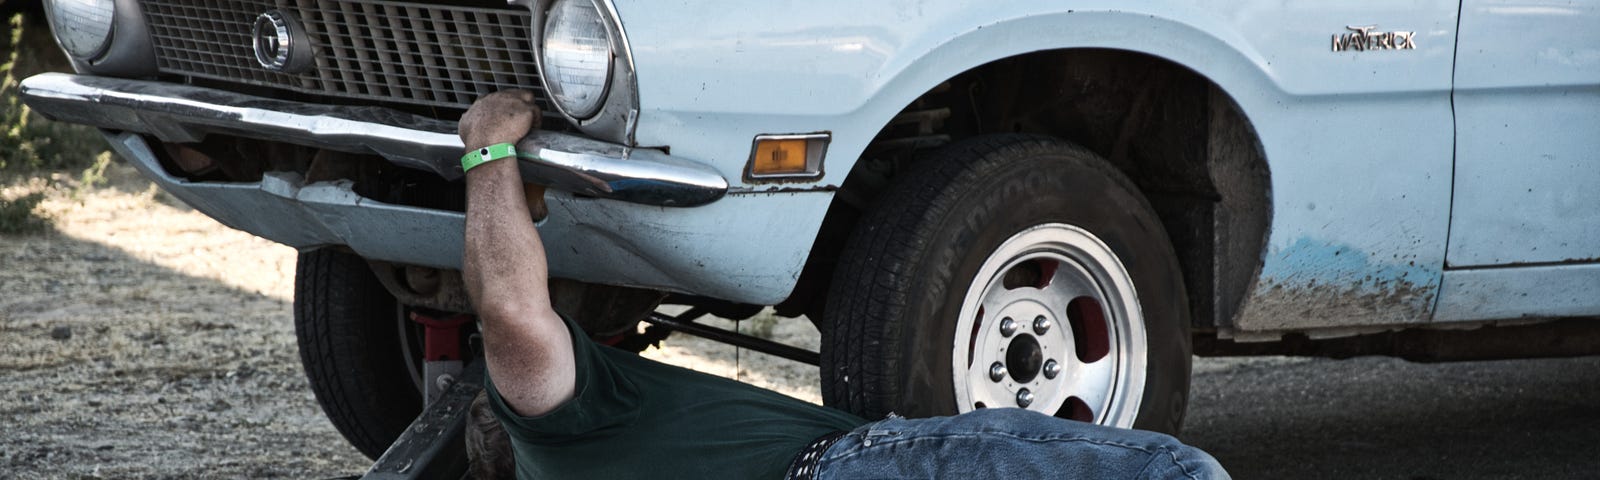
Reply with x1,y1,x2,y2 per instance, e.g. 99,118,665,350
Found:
295,250,418,459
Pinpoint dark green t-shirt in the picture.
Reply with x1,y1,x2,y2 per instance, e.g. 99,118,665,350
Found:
485,316,867,479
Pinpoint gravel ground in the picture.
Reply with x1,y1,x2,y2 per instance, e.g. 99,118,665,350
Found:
1,166,366,478
1185,355,1600,479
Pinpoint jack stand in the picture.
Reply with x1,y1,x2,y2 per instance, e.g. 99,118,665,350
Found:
411,312,471,403
357,312,479,480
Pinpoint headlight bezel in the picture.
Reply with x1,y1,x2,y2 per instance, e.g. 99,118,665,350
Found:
43,0,118,61
540,0,614,119
42,0,158,76
530,0,639,145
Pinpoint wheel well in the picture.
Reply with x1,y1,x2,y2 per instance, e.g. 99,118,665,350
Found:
783,49,1270,332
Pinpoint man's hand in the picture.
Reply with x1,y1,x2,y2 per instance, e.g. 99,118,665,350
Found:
460,90,547,219
460,90,541,151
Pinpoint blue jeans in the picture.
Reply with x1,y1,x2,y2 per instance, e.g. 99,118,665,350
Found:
815,409,1229,479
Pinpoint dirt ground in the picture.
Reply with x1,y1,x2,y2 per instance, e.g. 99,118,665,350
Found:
0,162,820,479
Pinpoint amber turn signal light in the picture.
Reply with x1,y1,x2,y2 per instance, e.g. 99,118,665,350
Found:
746,133,830,181
753,139,809,175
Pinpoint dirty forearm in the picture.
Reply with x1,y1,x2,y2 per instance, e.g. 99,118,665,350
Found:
463,155,576,417
464,158,545,315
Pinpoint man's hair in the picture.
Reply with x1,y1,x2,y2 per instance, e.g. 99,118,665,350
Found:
467,391,516,480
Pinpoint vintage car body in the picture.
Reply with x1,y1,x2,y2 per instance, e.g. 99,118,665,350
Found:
618,0,1600,335
30,0,1599,335
23,0,1600,457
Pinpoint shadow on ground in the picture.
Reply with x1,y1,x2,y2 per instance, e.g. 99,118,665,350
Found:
0,227,369,478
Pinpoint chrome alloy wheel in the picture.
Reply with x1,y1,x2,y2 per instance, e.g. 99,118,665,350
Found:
951,223,1147,427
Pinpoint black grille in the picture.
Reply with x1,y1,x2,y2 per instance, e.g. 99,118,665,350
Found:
143,0,545,110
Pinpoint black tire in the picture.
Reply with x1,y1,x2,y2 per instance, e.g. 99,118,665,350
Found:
822,134,1191,433
295,249,423,459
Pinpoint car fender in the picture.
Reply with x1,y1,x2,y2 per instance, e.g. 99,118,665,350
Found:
611,0,1457,329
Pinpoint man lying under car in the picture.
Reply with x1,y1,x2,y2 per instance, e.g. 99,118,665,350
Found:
456,90,1230,479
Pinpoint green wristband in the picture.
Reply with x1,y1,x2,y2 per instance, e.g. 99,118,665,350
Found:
461,143,518,173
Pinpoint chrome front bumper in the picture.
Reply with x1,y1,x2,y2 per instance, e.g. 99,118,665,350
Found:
18,73,727,207
18,73,832,304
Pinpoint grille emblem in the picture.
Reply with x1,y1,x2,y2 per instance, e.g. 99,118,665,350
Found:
252,10,312,73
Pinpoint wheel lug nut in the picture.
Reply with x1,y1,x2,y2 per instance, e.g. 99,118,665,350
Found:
1016,388,1034,408
999,317,1017,337
1033,315,1051,334
988,362,1007,382
1043,359,1060,379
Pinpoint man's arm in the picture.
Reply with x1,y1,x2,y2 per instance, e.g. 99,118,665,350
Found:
459,91,574,417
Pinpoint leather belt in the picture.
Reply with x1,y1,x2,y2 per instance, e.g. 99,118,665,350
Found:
783,430,848,480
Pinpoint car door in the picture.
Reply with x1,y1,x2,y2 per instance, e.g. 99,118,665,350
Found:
1448,0,1600,267
1435,0,1600,321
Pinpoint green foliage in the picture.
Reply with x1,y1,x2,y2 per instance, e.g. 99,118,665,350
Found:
79,151,112,188
1,13,107,173
1,14,32,170
0,191,46,233
68,150,114,201
0,13,117,233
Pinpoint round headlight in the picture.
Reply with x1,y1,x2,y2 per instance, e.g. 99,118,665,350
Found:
542,0,614,119
44,0,117,60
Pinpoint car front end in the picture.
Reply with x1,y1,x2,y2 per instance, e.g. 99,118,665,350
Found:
23,0,835,306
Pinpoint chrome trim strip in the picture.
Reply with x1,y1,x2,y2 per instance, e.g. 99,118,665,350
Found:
19,73,726,207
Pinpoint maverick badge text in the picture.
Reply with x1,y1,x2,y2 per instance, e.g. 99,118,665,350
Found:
1332,25,1416,52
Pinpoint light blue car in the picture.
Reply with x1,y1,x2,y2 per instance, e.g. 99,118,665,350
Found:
23,0,1599,459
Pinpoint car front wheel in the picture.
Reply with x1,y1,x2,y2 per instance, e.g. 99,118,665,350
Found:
822,134,1191,433
294,248,424,459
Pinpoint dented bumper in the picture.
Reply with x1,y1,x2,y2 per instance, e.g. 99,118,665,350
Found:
19,73,829,304
18,73,727,207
